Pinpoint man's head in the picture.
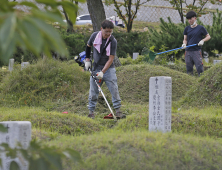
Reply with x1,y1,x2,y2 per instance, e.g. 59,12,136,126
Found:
186,11,197,26
101,20,114,39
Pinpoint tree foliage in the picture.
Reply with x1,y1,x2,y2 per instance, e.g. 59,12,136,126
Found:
166,0,222,23
202,9,222,56
0,0,83,64
148,17,188,60
105,0,151,32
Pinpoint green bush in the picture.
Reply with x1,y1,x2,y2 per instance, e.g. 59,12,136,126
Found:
202,10,222,56
59,29,87,58
148,17,187,60
113,31,149,58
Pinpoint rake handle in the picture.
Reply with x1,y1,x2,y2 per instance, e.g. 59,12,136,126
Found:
156,44,197,55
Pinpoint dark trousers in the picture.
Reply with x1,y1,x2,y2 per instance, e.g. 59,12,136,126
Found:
185,50,204,75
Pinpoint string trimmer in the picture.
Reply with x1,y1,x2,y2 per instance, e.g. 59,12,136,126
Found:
88,68,117,121
148,44,197,62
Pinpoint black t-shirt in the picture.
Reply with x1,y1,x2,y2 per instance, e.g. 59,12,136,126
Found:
183,25,208,51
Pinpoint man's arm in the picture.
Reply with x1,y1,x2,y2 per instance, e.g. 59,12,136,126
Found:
202,34,211,42
101,55,115,73
183,35,187,44
85,44,91,62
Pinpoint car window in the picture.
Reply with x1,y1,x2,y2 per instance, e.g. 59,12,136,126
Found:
80,15,91,20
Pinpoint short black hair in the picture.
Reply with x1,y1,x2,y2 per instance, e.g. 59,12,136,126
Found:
186,11,197,19
101,20,114,29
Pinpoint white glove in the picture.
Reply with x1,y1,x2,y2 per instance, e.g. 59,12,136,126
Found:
84,61,91,71
96,71,104,79
198,40,204,46
181,43,186,49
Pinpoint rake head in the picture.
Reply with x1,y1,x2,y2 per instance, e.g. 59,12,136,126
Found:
148,51,157,62
141,47,157,63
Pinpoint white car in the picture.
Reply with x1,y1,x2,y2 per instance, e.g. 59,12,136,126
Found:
75,14,92,25
63,14,125,28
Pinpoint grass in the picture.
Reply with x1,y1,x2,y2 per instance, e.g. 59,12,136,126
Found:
47,130,222,170
180,62,222,107
112,64,197,103
0,107,104,136
0,59,89,108
1,59,222,169
114,105,222,139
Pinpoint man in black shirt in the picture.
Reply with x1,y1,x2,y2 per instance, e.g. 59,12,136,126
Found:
182,11,211,75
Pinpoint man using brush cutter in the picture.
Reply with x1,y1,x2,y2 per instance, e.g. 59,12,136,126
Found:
182,10,211,76
84,20,126,119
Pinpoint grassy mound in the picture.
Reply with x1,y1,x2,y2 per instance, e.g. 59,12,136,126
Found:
48,130,222,170
0,107,104,136
0,59,90,108
114,106,222,138
180,62,222,107
110,64,197,104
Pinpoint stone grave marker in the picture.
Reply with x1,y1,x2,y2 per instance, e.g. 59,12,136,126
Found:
21,62,30,70
213,60,222,65
8,59,14,72
133,53,139,60
149,76,172,133
0,121,31,170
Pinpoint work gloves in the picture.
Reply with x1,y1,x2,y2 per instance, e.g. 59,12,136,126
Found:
84,61,91,71
181,43,186,49
96,71,103,79
198,40,204,46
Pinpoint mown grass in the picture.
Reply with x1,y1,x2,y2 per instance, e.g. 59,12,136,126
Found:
47,130,222,170
0,107,104,136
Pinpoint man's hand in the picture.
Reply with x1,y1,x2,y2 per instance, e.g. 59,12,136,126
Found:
198,40,204,46
181,43,186,49
96,71,103,79
85,61,91,71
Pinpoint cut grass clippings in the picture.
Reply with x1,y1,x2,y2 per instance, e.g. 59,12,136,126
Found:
47,130,222,170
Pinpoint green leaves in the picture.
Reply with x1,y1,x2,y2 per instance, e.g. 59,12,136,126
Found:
0,140,83,170
0,0,84,63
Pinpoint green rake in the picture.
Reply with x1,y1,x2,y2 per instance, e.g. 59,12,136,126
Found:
143,44,198,62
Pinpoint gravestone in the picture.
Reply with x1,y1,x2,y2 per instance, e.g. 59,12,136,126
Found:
213,60,222,65
21,62,30,70
0,121,31,170
149,76,172,133
8,59,14,72
203,51,209,63
133,53,139,60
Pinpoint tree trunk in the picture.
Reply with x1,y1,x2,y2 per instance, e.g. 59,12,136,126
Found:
86,0,106,31
64,9,74,32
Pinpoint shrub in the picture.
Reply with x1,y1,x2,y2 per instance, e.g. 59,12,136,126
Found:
113,31,149,58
